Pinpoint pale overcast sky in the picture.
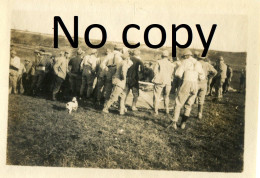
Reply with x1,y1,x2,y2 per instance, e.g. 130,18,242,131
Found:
11,0,248,52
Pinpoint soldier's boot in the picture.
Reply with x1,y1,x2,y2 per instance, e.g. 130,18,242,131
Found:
102,99,114,113
131,96,138,111
180,115,189,129
198,104,203,119
52,93,57,101
171,121,178,130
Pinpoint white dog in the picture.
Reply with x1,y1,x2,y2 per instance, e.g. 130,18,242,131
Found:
66,97,78,114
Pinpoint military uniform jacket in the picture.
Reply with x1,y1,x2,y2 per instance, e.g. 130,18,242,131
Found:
152,58,174,86
112,59,133,89
126,56,144,87
198,60,217,84
53,56,68,80
175,56,205,82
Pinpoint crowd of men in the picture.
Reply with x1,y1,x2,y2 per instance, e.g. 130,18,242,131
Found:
9,45,246,130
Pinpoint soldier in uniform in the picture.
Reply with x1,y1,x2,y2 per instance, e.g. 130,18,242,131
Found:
215,56,227,99
17,60,26,94
102,52,133,115
80,49,99,99
52,51,69,101
170,49,205,130
22,59,34,95
122,49,144,111
103,44,124,101
223,64,233,93
95,48,113,105
31,49,49,96
68,49,84,97
152,50,174,115
9,50,21,94
195,54,217,119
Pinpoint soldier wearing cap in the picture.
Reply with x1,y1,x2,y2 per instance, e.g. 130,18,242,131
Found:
170,49,205,130
80,49,99,99
215,56,227,99
22,59,34,95
51,51,70,100
152,50,175,115
9,50,21,94
194,53,217,119
102,52,133,115
103,44,124,101
31,49,49,96
121,49,144,111
68,49,84,97
95,48,113,105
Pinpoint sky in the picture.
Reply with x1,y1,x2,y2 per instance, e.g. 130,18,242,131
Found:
10,0,248,52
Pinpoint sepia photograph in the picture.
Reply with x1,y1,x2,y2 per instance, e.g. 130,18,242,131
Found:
1,0,259,178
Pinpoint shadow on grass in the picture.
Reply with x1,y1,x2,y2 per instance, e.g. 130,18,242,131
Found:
52,104,65,111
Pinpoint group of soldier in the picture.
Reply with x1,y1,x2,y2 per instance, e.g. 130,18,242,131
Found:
9,45,246,130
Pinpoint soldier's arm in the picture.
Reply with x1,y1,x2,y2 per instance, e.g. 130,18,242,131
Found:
175,65,184,79
208,63,217,78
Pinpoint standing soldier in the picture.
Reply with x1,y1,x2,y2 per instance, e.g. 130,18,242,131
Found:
215,56,227,99
152,50,174,115
95,48,113,105
223,64,233,93
195,55,217,119
17,60,26,94
80,49,99,99
170,49,205,130
22,59,34,95
102,52,133,115
103,44,123,101
31,49,48,96
68,49,84,97
9,50,21,94
122,49,144,111
51,51,69,101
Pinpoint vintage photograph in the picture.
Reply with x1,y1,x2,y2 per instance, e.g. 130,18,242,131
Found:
2,0,259,177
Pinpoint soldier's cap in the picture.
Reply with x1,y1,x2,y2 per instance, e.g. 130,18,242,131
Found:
121,52,129,59
218,56,224,61
90,49,98,54
162,50,169,57
77,48,84,55
34,49,40,54
114,44,123,50
133,49,141,56
181,49,192,57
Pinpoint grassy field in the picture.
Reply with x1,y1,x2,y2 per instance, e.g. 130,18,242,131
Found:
7,91,245,171
6,29,246,171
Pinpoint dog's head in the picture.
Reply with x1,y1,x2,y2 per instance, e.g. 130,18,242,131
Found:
72,97,77,102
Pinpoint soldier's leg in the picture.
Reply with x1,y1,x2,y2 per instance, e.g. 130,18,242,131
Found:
52,75,64,100
104,80,113,101
171,82,191,129
132,85,139,111
86,74,95,98
153,84,163,115
37,72,46,94
12,74,19,94
164,85,172,114
9,75,14,94
197,84,207,119
119,88,127,115
103,86,122,113
96,76,105,102
17,75,24,94
31,74,38,95
80,75,87,97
